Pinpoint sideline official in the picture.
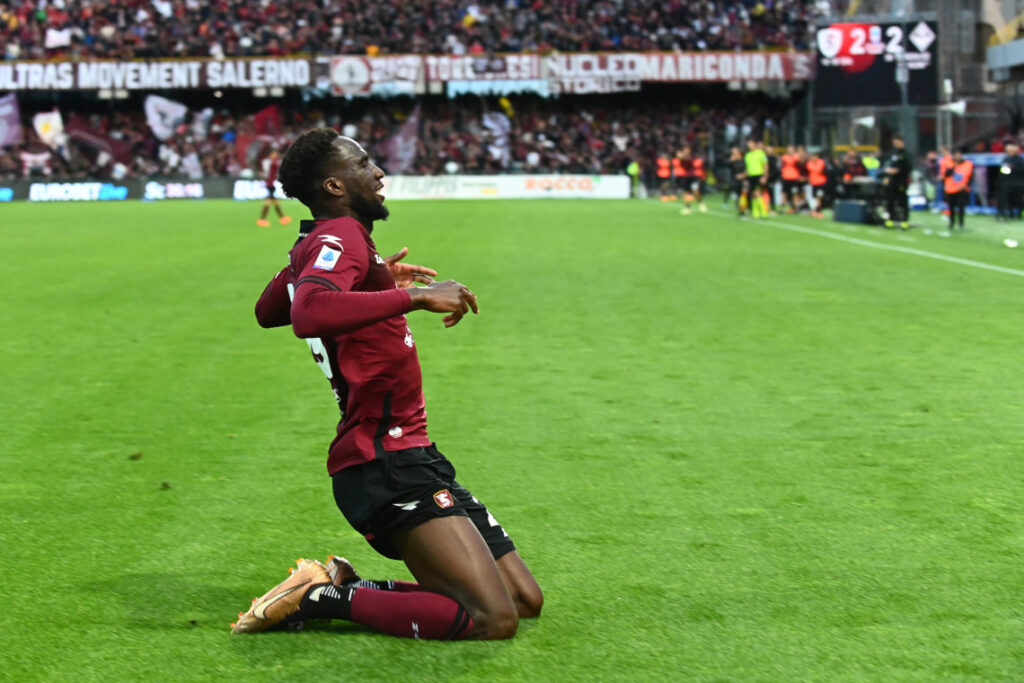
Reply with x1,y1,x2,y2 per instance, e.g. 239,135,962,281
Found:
997,143,1024,221
883,134,911,230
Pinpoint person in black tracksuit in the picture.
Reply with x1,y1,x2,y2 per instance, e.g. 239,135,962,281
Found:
997,143,1024,221
728,146,748,216
883,134,911,229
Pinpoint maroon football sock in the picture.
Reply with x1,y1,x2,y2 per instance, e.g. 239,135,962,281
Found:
299,584,473,640
351,588,474,640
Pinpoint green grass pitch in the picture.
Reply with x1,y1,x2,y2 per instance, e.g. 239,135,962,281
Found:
2,197,1023,680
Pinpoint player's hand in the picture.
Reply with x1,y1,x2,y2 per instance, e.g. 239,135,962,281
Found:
384,247,438,288
407,280,479,327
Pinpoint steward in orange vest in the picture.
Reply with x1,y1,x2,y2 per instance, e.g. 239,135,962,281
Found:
780,145,804,212
805,151,830,216
656,156,677,200
943,157,973,195
944,148,973,230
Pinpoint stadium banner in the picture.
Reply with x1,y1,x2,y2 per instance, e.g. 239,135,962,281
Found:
380,174,630,200
0,58,312,90
425,52,811,86
324,55,424,96
0,52,812,92
813,21,938,106
543,52,812,88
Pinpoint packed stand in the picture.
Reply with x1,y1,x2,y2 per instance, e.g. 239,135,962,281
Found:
1,0,819,61
0,97,784,184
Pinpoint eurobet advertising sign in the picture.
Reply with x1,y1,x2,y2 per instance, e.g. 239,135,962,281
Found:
28,181,129,201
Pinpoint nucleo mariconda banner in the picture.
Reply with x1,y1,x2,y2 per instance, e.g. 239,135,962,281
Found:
813,21,938,107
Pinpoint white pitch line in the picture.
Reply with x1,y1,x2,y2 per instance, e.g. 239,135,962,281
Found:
708,210,1024,279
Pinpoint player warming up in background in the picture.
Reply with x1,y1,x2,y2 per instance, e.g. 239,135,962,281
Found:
234,129,542,640
257,147,292,227
676,146,708,215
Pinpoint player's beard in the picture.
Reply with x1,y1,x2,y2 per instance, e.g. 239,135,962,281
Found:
352,191,389,223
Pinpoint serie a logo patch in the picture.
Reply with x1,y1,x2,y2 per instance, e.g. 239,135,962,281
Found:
313,245,342,270
433,489,454,509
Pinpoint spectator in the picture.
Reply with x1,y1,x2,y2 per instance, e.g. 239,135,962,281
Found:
2,96,786,182
0,0,819,60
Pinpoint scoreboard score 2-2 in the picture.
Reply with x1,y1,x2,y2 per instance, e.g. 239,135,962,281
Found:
813,21,938,107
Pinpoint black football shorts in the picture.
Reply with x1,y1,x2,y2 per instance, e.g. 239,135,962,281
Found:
332,444,516,561
783,179,803,197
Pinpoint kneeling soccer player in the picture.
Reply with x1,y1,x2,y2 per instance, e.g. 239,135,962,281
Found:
234,129,542,640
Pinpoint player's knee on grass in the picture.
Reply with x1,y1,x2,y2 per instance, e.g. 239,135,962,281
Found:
472,604,519,640
516,583,544,619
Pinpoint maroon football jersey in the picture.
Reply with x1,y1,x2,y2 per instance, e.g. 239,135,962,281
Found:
255,217,431,474
263,157,282,184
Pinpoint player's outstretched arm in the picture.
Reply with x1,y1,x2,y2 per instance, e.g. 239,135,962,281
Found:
407,280,479,328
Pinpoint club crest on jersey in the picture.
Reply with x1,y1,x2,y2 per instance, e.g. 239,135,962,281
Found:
313,245,342,270
433,489,455,509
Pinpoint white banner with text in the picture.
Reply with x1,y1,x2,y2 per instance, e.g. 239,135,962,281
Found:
380,174,630,200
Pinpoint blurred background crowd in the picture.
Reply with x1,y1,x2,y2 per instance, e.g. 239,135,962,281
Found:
2,0,817,61
0,94,788,182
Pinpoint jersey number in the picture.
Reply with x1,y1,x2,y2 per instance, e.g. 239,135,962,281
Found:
287,282,333,380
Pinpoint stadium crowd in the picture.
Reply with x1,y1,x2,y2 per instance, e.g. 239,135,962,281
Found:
0,97,783,180
2,0,818,60
5,100,1021,220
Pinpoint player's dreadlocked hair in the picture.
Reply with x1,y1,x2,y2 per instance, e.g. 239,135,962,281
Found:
278,128,342,209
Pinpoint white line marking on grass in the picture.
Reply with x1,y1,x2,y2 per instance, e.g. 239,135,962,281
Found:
707,210,1024,279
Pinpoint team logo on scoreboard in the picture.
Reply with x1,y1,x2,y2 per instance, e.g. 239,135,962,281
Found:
817,28,843,58
909,21,936,53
